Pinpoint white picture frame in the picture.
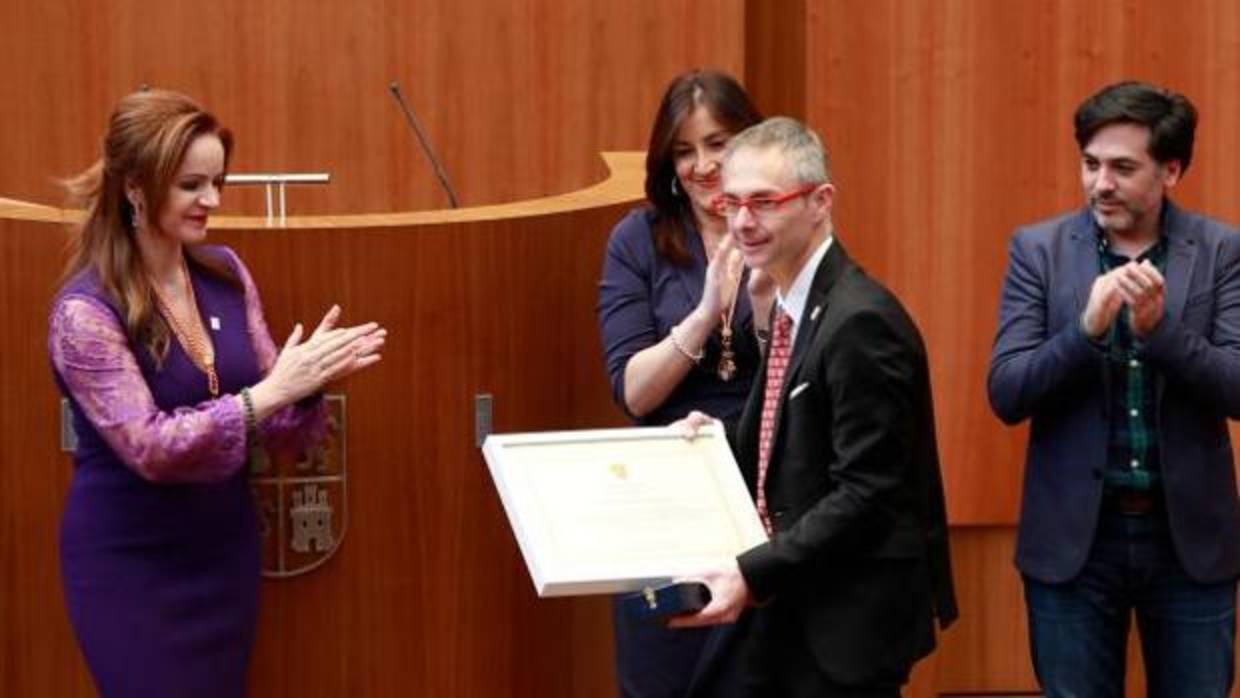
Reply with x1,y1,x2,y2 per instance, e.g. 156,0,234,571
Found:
482,423,767,597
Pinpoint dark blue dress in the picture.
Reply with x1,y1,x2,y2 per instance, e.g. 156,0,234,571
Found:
597,209,761,698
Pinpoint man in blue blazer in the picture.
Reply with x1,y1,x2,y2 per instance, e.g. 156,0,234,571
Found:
988,81,1240,698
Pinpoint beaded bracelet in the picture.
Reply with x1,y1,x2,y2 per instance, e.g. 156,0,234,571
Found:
669,323,704,364
239,387,258,441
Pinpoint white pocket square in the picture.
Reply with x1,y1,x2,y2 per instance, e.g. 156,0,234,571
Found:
789,382,811,400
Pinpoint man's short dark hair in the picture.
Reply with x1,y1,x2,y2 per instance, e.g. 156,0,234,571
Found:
1074,81,1198,172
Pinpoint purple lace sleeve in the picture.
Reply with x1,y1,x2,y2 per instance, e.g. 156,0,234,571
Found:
49,295,247,483
226,249,328,457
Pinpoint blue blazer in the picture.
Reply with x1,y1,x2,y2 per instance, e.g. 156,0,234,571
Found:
988,201,1240,584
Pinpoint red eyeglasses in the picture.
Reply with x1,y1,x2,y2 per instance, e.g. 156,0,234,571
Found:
713,184,818,218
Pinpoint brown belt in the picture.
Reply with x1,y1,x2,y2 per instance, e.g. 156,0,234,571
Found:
1105,489,1162,516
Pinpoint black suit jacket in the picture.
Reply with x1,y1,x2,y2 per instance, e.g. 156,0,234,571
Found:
730,241,957,688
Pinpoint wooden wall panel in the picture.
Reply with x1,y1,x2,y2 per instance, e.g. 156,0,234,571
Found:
911,527,1038,696
800,0,1240,524
0,0,744,215
744,0,806,120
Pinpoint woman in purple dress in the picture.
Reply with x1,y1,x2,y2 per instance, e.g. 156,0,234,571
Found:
48,90,386,697
597,70,767,698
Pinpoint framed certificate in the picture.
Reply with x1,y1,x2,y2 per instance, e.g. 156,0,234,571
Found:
482,423,767,597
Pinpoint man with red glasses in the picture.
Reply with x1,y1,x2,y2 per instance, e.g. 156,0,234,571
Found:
674,117,956,698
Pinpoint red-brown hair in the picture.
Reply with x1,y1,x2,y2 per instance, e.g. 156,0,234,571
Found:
62,89,237,360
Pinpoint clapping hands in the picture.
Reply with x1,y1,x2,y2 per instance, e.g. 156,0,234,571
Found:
251,305,386,417
699,235,745,320
1082,260,1165,339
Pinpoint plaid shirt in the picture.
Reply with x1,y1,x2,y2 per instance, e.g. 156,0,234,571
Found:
1096,233,1167,491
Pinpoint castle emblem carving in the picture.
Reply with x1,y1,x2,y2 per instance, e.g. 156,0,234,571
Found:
251,394,348,578
290,484,336,553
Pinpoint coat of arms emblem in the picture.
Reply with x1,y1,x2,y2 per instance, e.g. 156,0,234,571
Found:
251,394,347,578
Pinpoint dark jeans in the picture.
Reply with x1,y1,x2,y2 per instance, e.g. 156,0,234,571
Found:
1024,504,1237,698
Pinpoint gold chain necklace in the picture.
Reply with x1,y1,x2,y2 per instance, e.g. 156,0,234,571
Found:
718,281,740,381
716,252,743,382
150,257,219,397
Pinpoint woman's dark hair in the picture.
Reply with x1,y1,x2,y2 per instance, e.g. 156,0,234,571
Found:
645,70,762,266
1074,81,1197,173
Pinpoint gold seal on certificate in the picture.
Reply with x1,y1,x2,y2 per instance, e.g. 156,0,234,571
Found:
482,423,767,597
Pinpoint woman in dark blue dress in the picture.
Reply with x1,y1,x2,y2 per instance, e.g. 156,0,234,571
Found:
597,70,766,698
49,90,386,697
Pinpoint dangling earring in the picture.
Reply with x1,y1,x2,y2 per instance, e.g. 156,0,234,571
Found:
130,199,145,232
671,177,681,197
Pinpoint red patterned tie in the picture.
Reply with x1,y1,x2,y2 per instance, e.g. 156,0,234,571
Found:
756,309,794,534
